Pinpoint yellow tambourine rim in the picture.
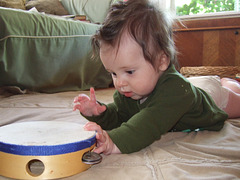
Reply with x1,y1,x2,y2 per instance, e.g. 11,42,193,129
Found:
0,144,95,180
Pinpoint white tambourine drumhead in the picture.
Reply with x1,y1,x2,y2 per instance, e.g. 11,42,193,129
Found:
0,121,96,156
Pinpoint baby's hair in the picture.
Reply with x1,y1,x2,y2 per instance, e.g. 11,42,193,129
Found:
91,0,177,68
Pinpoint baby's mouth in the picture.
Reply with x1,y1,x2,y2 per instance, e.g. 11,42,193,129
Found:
123,92,133,97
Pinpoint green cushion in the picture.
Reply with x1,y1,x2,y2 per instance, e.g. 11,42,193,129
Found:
0,7,112,92
60,0,113,23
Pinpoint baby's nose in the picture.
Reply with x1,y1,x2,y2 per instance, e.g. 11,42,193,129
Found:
115,77,127,87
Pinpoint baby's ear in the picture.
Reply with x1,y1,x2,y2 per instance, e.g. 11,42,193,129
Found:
158,53,170,72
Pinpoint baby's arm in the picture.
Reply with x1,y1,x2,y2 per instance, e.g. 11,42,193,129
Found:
73,87,106,117
84,122,121,155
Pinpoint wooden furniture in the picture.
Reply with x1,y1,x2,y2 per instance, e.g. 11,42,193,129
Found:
180,66,240,79
173,13,240,68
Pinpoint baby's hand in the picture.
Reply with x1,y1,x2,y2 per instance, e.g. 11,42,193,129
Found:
84,122,121,155
73,87,106,117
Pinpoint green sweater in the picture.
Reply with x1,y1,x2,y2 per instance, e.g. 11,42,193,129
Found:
85,64,228,154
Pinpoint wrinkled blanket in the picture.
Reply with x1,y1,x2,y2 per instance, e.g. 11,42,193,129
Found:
0,87,239,180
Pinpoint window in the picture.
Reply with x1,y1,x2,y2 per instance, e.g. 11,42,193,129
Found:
152,0,240,16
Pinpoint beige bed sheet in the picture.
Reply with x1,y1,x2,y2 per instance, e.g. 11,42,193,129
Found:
0,87,240,180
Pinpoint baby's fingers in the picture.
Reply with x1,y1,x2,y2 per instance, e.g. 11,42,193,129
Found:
93,144,107,154
73,94,90,103
84,122,106,142
73,104,82,111
90,87,97,102
84,122,103,134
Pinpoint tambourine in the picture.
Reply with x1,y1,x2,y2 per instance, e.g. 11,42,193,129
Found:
0,121,102,179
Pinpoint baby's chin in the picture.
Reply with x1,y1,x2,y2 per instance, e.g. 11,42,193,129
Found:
130,94,145,100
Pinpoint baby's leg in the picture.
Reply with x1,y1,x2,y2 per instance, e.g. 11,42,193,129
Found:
221,78,240,94
222,88,240,118
221,78,240,118
188,76,240,118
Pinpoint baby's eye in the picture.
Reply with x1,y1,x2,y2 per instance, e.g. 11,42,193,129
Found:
111,72,117,77
126,70,135,75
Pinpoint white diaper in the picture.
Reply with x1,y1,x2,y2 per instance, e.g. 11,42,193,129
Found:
187,76,229,110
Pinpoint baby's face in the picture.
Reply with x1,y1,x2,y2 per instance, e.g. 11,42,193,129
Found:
100,32,163,100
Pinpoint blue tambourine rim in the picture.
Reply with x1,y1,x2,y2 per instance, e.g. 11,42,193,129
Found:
0,135,96,156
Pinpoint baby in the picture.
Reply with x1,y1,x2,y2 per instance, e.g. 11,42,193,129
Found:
73,0,240,155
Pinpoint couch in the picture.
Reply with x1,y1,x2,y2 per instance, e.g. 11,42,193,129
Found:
0,1,117,92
